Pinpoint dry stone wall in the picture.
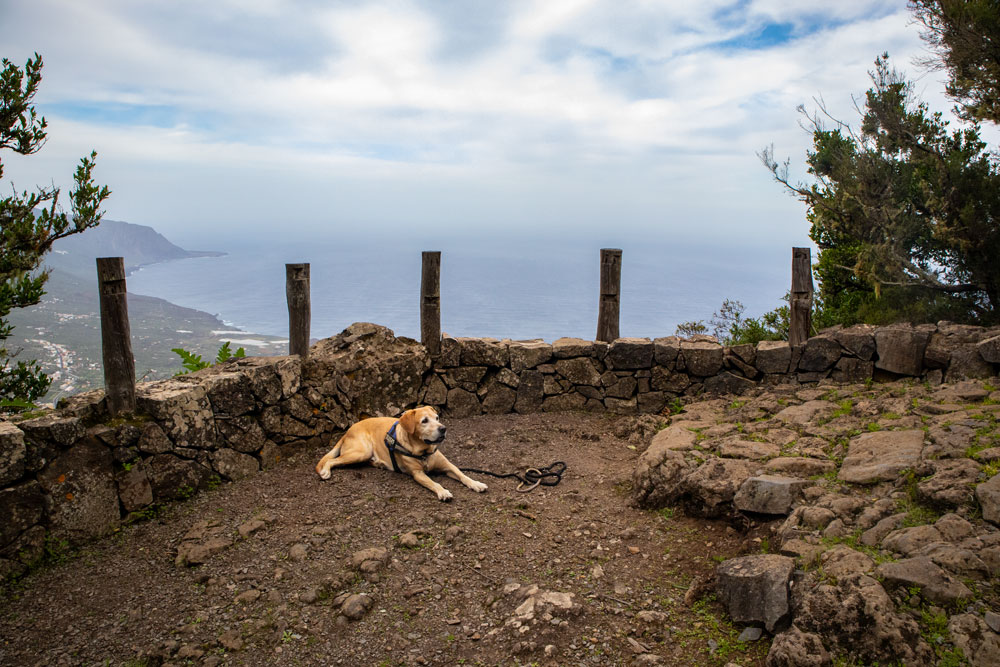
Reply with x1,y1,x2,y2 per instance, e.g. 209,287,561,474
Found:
421,321,1000,418
3,320,1000,582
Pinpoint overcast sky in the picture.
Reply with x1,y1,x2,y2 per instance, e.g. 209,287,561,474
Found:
1,0,945,248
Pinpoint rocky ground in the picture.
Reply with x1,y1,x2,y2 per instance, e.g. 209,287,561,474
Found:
3,376,999,667
633,377,1000,666
0,411,772,667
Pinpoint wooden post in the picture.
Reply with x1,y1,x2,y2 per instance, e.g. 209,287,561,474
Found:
596,248,622,342
421,251,441,355
789,247,813,346
96,257,136,415
286,263,311,358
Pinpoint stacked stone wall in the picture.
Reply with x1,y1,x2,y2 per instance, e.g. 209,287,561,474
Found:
3,320,1000,581
422,322,1000,417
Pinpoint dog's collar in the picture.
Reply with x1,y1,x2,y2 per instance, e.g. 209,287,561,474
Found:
385,421,432,474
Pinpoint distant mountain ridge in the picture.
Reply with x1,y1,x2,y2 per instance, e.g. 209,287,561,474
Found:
47,219,224,278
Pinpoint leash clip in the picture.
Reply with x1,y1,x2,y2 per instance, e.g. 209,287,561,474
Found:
516,468,542,493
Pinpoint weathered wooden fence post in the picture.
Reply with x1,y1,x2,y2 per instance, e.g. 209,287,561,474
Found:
789,247,813,346
96,257,136,415
421,251,442,355
286,263,311,359
597,248,622,342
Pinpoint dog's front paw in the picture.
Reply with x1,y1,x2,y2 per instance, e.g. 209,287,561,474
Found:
318,468,331,480
436,488,453,502
468,480,488,493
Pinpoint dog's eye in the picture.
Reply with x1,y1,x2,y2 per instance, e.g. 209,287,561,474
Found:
421,417,428,423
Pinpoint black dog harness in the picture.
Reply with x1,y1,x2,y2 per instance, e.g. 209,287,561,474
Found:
384,421,432,473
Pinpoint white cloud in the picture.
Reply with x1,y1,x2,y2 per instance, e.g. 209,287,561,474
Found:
0,0,960,246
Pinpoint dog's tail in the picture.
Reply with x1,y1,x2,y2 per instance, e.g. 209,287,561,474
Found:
314,438,344,476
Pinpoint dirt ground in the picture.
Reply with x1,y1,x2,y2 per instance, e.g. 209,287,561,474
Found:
0,411,771,667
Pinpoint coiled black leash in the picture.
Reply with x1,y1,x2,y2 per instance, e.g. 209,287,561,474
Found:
459,461,567,493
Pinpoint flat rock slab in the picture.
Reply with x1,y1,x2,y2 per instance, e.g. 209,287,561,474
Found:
876,556,973,605
775,401,835,425
838,430,924,484
716,554,794,632
718,439,781,460
647,425,696,452
734,475,810,515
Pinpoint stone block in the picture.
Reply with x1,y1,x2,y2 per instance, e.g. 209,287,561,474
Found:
798,336,842,372
703,371,755,395
874,327,930,376
482,384,517,414
637,391,666,414
446,388,481,417
832,325,876,360
977,334,1000,363
145,453,216,502
37,439,119,544
0,481,45,549
680,341,724,377
716,554,794,632
116,464,153,512
756,340,791,374
514,370,544,413
945,347,993,382
210,448,260,481
509,341,552,373
551,337,600,359
554,358,602,386
606,338,653,369
734,476,810,515
0,421,26,486
137,379,219,449
653,336,681,364
457,338,508,367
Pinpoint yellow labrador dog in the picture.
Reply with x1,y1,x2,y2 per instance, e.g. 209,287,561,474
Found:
315,406,487,501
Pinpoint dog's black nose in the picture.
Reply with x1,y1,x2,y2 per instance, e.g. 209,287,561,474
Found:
440,426,447,434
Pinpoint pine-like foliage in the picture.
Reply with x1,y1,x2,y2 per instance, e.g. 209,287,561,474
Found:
1,53,111,407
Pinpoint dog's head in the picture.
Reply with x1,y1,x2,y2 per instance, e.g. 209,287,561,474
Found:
399,406,446,453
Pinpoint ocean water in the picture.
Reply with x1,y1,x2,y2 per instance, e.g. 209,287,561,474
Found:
126,237,793,343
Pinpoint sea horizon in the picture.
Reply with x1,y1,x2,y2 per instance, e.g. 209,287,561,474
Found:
126,234,794,344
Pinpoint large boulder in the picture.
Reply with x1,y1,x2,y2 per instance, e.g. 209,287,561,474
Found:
716,554,794,632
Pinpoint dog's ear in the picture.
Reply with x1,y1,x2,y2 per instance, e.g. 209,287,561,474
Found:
399,409,417,435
